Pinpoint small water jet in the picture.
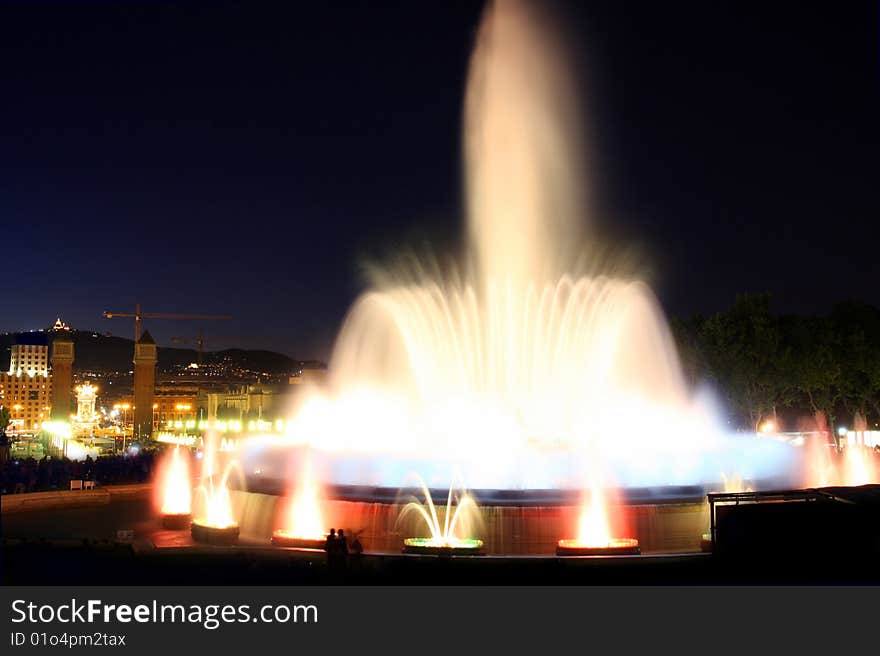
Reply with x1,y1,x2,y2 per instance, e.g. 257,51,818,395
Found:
398,477,483,555
158,445,192,530
803,433,878,489
557,482,639,556
272,455,329,549
842,445,878,487
191,434,242,545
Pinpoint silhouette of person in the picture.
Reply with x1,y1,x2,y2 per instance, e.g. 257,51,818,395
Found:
324,528,337,554
337,529,348,556
350,531,363,556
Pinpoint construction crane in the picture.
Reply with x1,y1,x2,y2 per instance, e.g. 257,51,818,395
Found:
170,333,277,365
102,303,232,342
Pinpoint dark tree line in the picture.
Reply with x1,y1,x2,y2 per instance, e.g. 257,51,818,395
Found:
673,294,880,432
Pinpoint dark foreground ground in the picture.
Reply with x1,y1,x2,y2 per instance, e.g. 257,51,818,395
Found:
3,496,879,585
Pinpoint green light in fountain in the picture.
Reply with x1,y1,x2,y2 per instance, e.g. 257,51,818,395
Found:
397,476,483,556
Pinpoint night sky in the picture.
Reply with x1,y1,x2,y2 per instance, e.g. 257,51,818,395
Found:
2,1,878,359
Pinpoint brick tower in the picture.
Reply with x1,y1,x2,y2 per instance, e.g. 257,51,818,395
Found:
133,330,157,439
49,332,74,421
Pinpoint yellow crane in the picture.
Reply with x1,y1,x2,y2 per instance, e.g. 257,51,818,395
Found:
102,303,232,342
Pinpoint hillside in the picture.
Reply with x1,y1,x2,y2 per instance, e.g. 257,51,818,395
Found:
0,330,302,374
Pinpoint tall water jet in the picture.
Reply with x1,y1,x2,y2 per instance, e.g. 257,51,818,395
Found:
272,454,328,549
250,0,799,508
158,445,192,529
192,433,242,545
464,0,587,285
557,478,639,556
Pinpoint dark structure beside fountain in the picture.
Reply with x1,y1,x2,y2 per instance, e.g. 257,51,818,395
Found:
709,485,880,562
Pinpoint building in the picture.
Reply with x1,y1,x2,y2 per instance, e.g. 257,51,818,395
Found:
8,341,49,377
200,383,285,422
49,332,74,421
0,335,52,433
133,330,158,438
153,383,200,431
0,372,51,434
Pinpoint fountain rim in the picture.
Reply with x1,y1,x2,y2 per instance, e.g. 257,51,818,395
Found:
241,477,732,506
556,537,641,556
403,537,485,555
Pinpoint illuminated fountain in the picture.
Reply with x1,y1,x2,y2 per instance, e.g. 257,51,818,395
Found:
191,435,242,545
398,477,483,555
557,478,639,556
239,0,800,554
272,455,329,549
158,445,192,529
802,418,878,489
841,414,879,486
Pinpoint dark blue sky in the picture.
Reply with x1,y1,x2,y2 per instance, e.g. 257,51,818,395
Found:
2,1,878,359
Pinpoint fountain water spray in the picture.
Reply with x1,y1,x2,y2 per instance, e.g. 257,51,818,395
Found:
398,476,483,555
191,433,242,545
272,454,328,549
158,445,192,529
557,478,639,556
803,431,878,488
244,0,800,542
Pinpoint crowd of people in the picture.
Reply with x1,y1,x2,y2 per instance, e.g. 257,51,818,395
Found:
0,451,157,495
324,527,363,568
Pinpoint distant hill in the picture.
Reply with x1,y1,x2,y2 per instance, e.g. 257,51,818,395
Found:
0,330,304,375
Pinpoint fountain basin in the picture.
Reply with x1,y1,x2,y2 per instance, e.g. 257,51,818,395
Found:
191,521,239,546
556,538,640,556
403,537,484,556
271,530,326,550
161,513,191,530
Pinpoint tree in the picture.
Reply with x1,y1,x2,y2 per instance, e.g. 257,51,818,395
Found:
0,406,11,466
783,315,841,430
697,294,788,430
830,303,880,426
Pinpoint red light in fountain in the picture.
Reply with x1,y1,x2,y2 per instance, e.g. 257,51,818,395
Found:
803,425,879,489
557,483,639,556
158,446,192,529
272,456,328,549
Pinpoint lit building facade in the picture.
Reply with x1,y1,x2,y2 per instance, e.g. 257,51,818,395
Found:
1,336,53,433
153,384,200,431
200,383,283,422
0,372,51,433
8,342,49,377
